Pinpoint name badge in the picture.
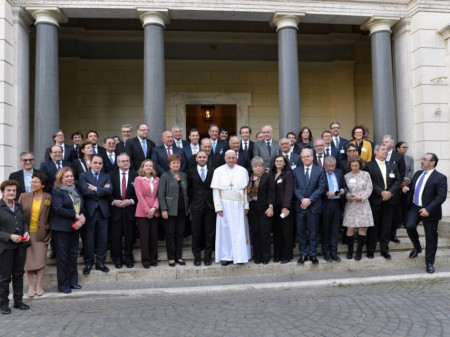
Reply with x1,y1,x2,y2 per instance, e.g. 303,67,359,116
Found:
389,173,395,178
361,147,367,152
291,164,297,169
340,149,345,154
277,179,283,184
349,178,356,183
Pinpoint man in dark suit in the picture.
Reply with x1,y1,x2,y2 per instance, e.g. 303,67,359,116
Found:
44,130,74,163
293,148,326,264
239,126,254,158
109,153,138,269
365,144,401,259
39,145,72,193
115,123,133,155
253,125,280,171
330,122,349,162
188,138,225,170
229,136,251,174
403,152,447,274
321,156,347,262
208,124,229,157
188,151,216,266
70,131,84,161
86,130,106,156
274,138,302,170
312,138,326,168
79,154,113,274
286,132,301,154
127,123,156,171
152,130,187,176
9,152,41,200
102,137,119,173
322,130,339,160
172,126,189,149
183,128,201,162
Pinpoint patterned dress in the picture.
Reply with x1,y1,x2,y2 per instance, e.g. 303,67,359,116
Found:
343,170,374,228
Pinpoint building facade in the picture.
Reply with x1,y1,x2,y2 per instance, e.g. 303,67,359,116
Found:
0,0,449,214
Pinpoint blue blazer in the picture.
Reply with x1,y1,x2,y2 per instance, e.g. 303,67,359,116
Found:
79,171,113,219
39,160,72,193
292,165,326,214
183,144,200,162
50,188,84,232
151,145,187,176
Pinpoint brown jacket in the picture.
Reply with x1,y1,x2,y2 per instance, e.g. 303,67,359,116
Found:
18,192,53,242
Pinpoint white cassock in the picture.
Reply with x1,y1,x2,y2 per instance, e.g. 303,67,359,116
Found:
211,164,251,263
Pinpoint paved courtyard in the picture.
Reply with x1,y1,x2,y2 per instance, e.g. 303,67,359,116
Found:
2,278,450,337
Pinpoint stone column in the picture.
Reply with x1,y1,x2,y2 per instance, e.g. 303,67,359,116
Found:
271,12,304,138
12,8,33,166
27,7,66,164
138,9,169,146
362,16,399,144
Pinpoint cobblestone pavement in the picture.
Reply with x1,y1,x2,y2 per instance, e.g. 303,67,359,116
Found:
2,279,450,337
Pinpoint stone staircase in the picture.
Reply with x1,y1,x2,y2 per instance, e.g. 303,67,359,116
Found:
34,224,450,286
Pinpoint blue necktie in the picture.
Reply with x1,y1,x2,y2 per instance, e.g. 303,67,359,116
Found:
142,140,147,157
94,172,99,182
93,146,97,154
413,171,428,205
57,162,62,170
328,173,335,192
212,141,216,154
326,148,330,156
200,168,206,182
266,141,271,155
305,168,310,186
109,154,114,164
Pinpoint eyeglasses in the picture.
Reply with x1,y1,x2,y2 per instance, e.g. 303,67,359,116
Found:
401,146,408,149
421,158,433,162
138,129,149,131
347,149,357,152
22,159,34,162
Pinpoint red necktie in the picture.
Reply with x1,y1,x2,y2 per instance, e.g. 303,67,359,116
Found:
167,147,172,157
235,152,239,164
121,173,127,200
244,142,248,151
318,155,322,168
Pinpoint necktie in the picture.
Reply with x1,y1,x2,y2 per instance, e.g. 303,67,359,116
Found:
305,168,310,186
328,173,335,192
93,146,97,154
244,142,248,151
142,140,147,157
177,141,182,148
318,155,322,168
379,161,387,189
94,172,99,182
334,137,339,149
266,141,271,154
200,168,206,182
167,147,172,157
121,172,127,200
235,152,239,164
413,171,428,205
192,146,197,155
212,141,216,154
57,162,62,170
109,154,114,164
326,148,330,156
285,154,289,161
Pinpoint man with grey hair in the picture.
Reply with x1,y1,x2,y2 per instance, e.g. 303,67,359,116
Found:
9,152,41,200
253,125,280,170
116,123,133,154
188,138,225,170
172,126,188,149
313,138,326,168
151,130,186,176
229,135,251,173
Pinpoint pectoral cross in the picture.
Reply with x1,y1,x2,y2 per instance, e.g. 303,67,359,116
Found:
229,182,234,190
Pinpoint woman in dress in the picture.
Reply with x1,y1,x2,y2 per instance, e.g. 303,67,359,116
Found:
134,160,160,269
270,155,294,264
158,154,189,267
19,173,52,297
247,156,274,264
342,156,374,260
51,167,85,294
297,127,314,150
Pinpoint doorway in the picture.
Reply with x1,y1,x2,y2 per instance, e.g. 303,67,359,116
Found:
186,104,237,139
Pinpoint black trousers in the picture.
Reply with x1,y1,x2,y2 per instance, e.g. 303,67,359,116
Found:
191,209,216,262
248,202,272,263
53,230,79,292
83,210,108,267
136,217,159,265
0,245,26,305
406,205,439,265
110,213,136,265
272,205,293,261
164,211,185,261
321,199,342,256
368,202,393,254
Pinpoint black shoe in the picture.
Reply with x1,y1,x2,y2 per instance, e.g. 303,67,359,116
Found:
70,284,82,290
354,252,362,261
391,236,400,243
346,252,353,259
60,289,72,294
168,262,176,267
331,254,341,262
114,263,122,269
262,261,269,265
126,263,134,268
297,256,306,264
310,256,319,264
281,259,290,264
143,263,150,269
95,265,110,272
366,252,374,259
426,263,435,274
221,260,231,266
323,254,333,262
13,301,30,310
150,261,158,267
254,260,261,265
1,304,11,314
273,258,281,263
381,252,392,260
194,260,201,266
409,248,422,258
175,259,186,266
83,264,92,275
204,261,212,266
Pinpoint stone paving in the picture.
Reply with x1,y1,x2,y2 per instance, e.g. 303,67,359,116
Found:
2,278,450,336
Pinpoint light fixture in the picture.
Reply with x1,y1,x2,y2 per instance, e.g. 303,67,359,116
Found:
201,105,215,122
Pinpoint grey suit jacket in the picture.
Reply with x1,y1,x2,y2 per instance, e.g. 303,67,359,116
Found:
253,140,280,169
158,171,189,216
404,155,414,180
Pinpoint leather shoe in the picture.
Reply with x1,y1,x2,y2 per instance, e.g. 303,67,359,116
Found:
280,260,289,264
273,258,281,263
1,304,11,314
323,254,333,262
60,289,72,294
13,301,30,310
70,284,82,290
366,252,374,259
143,263,150,269
391,236,400,243
114,263,122,269
175,259,186,266
297,256,306,264
331,254,341,262
83,265,92,275
150,261,158,267
409,248,422,258
310,256,319,264
168,262,176,267
204,261,212,266
426,263,435,274
262,261,269,265
381,252,392,260
95,265,110,272
194,260,201,266
221,260,231,266
254,260,261,265
126,263,133,268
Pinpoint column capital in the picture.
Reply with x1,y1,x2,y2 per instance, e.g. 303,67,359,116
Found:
392,18,411,38
137,9,170,28
437,25,450,40
12,7,34,32
270,12,305,32
26,7,67,27
361,16,400,36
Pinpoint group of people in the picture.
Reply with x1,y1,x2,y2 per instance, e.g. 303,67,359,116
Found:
0,121,447,315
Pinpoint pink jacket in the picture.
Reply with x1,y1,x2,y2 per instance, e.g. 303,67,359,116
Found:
134,176,160,218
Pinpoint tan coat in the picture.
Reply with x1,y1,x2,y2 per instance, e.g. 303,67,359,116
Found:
18,192,53,242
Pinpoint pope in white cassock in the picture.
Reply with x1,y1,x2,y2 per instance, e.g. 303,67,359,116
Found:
211,150,251,266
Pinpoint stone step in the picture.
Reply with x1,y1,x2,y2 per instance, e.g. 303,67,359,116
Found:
33,248,450,287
